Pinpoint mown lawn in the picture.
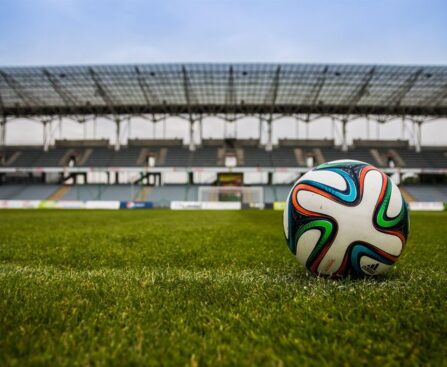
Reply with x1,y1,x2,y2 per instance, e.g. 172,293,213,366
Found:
0,210,446,366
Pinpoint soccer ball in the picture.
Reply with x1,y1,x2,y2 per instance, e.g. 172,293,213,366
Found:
283,160,409,277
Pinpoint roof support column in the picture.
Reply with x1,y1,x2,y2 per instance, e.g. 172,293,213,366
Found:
266,116,273,151
58,116,63,140
43,121,50,151
401,116,406,140
0,116,6,148
189,116,195,151
115,118,121,151
259,117,263,143
415,121,422,152
198,116,202,145
341,118,348,152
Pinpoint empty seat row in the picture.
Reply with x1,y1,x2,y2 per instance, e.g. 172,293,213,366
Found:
0,184,59,200
1,145,446,168
61,185,136,200
1,183,447,203
403,185,447,202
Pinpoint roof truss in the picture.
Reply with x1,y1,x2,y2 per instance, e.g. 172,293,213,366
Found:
42,69,80,116
384,68,423,109
0,70,41,108
0,63,446,119
88,67,118,116
345,67,375,114
303,66,328,107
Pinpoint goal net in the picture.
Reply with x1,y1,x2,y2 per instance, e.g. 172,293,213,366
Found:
198,186,264,204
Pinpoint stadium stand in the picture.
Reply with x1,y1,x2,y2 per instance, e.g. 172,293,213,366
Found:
2,140,445,170
160,146,191,167
242,147,272,167
261,185,291,202
273,185,292,202
146,185,189,203
1,181,447,204
0,184,59,200
14,185,60,200
271,147,299,167
403,185,447,202
80,147,114,167
61,185,136,201
127,140,193,168
108,147,142,167
0,184,29,199
0,63,446,204
33,148,69,167
191,147,218,167
186,186,199,201
4,147,42,167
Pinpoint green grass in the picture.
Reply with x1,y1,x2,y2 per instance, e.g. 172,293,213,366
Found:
0,210,446,366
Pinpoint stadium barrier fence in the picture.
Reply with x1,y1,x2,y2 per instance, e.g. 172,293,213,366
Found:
170,201,242,210
0,200,446,211
0,200,151,210
407,202,445,211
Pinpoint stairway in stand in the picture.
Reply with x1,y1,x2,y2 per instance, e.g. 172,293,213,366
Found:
47,185,71,200
399,186,415,203
135,186,152,201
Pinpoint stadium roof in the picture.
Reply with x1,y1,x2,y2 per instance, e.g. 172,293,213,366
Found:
0,63,446,119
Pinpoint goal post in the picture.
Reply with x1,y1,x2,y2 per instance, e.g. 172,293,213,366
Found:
198,186,264,204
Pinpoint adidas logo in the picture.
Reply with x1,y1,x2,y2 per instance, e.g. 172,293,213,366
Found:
361,263,379,274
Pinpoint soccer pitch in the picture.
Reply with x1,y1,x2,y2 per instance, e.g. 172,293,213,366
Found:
0,210,445,366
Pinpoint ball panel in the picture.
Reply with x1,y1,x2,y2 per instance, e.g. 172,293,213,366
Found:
296,189,340,218
293,219,335,271
317,249,346,275
300,167,358,203
296,229,320,266
298,169,347,191
375,176,406,229
386,179,404,218
359,169,384,212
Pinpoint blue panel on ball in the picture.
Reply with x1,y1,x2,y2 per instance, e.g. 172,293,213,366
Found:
300,168,358,203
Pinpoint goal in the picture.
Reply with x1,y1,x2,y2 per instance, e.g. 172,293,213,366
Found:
198,186,264,204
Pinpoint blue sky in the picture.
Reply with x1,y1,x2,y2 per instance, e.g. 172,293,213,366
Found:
1,0,446,146
0,0,446,66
